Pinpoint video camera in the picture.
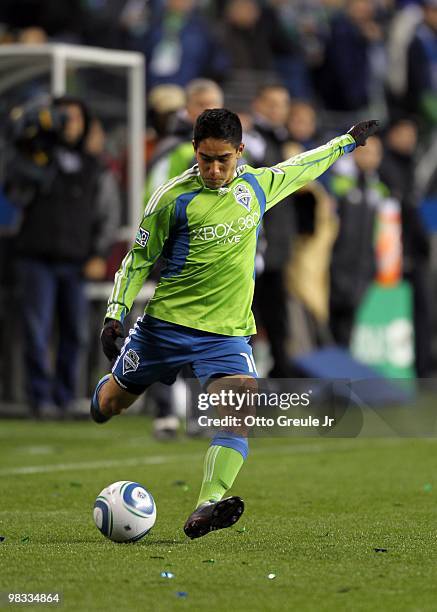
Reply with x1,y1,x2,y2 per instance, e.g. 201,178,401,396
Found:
6,100,68,165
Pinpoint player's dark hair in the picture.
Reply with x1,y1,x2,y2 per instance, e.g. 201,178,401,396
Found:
193,108,242,149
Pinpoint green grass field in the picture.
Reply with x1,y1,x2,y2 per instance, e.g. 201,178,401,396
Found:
1,416,437,611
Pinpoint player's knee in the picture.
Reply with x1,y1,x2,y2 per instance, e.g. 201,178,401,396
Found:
228,376,258,418
229,376,258,402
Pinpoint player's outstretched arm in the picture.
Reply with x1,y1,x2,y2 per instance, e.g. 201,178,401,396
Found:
259,120,380,212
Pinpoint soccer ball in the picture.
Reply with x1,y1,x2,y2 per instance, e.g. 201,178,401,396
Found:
93,480,156,543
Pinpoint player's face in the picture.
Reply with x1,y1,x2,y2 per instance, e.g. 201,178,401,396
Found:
194,138,244,189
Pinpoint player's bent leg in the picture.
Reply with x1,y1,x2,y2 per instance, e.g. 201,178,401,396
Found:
90,374,139,424
184,374,256,539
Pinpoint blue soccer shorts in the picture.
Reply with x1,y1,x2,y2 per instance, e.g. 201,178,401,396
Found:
111,314,258,394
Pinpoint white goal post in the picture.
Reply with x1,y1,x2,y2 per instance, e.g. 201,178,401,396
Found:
0,43,145,241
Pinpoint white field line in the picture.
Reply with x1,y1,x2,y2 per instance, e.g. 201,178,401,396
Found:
0,438,417,477
0,455,172,476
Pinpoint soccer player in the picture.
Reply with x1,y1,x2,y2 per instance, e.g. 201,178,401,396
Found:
90,109,378,539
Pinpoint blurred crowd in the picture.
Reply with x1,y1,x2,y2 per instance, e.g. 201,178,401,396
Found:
0,0,436,430
0,0,436,129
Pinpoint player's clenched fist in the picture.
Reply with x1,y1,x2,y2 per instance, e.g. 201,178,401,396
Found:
347,120,380,147
100,318,124,361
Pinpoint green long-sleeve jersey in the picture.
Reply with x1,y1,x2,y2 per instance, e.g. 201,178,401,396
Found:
106,134,356,336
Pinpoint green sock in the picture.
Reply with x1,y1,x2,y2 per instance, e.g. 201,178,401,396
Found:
196,445,245,507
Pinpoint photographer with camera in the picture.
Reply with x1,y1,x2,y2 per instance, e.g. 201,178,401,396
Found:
4,96,120,418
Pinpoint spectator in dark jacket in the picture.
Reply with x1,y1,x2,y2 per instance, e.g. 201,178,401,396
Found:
220,0,299,73
217,0,304,103
379,117,432,375
316,0,383,113
329,136,385,346
6,96,120,418
134,0,228,89
406,0,437,130
249,84,297,377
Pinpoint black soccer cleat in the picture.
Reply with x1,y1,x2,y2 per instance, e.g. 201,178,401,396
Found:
183,496,244,539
